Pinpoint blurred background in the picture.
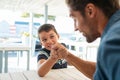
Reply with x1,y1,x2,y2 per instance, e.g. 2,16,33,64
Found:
0,0,102,73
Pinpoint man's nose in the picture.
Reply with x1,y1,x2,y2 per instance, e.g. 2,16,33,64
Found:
74,20,78,31
74,23,79,31
74,26,79,31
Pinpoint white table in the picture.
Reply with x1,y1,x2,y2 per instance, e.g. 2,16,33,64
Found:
0,67,90,80
0,43,31,73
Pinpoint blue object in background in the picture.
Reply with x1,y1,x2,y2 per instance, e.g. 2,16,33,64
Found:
0,20,10,37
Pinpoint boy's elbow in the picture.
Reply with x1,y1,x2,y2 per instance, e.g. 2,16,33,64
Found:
39,74,45,77
37,70,45,77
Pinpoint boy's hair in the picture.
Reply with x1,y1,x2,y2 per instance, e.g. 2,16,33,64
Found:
66,0,120,19
38,24,58,39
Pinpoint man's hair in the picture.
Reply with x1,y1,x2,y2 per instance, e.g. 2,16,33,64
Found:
38,24,58,39
66,0,120,18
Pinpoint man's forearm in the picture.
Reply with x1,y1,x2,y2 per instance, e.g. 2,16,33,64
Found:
65,52,96,79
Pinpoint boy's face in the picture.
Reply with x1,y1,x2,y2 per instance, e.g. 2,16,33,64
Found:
39,30,59,50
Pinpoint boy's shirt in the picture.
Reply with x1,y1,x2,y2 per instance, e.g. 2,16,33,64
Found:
37,43,67,69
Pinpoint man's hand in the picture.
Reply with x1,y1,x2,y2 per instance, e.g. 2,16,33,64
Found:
51,43,69,59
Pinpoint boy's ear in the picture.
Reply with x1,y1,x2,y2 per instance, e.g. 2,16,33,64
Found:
40,42,42,45
58,34,60,39
40,41,43,45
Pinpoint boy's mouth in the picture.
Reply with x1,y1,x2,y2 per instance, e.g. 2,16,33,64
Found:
47,45,52,49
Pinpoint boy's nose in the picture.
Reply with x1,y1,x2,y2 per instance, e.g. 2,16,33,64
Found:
47,39,53,44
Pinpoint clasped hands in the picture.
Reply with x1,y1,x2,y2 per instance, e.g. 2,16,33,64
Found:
50,43,69,60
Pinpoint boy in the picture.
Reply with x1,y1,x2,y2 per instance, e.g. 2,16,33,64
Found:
37,24,67,77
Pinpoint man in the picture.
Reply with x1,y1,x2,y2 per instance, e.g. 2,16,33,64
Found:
51,0,120,80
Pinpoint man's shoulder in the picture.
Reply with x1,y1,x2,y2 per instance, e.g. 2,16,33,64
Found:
108,21,120,37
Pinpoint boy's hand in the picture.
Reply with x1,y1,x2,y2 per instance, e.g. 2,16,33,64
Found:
50,49,59,60
51,43,69,59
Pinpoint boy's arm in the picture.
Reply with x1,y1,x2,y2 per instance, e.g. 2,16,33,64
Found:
37,56,58,77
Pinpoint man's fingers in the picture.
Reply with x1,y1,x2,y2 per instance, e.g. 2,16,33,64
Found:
51,42,68,59
52,43,61,50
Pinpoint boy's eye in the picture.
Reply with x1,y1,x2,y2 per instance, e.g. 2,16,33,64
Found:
50,35,54,38
42,39,47,42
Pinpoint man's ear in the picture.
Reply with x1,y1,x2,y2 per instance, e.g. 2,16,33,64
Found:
85,3,97,18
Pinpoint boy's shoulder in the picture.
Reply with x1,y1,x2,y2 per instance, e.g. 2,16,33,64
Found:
39,48,50,57
61,43,66,47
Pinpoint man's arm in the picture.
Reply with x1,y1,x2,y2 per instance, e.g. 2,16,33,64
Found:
52,43,96,79
66,52,96,79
